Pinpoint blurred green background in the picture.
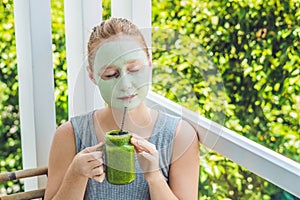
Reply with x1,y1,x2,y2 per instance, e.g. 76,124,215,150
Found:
0,0,299,199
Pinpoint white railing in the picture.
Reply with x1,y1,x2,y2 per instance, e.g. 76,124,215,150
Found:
147,91,300,198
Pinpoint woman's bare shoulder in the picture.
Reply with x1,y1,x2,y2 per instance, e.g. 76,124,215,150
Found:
55,121,74,136
172,119,198,161
175,119,197,140
53,121,72,141
51,121,76,150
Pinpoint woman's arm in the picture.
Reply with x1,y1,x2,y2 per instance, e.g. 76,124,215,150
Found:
131,119,199,200
44,122,105,200
169,120,199,200
44,122,87,200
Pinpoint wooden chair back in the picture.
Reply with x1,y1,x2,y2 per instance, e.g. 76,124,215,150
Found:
0,166,48,200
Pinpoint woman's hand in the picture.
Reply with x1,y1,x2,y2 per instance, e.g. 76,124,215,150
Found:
70,142,105,183
130,135,160,179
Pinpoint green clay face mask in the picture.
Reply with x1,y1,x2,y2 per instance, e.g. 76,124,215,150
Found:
93,38,151,110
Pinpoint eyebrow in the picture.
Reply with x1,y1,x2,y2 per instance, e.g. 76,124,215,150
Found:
126,59,144,65
99,59,144,72
98,65,117,74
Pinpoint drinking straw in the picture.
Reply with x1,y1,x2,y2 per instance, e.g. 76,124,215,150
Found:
120,107,128,133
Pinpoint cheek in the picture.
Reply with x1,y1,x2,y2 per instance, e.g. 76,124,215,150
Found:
134,68,151,87
98,80,115,98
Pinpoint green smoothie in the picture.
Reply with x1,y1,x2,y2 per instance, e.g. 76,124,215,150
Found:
105,130,135,185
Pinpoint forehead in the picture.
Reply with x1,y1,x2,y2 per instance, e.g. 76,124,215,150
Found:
93,37,147,68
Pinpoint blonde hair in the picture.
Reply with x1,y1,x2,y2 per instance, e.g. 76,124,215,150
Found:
87,18,149,70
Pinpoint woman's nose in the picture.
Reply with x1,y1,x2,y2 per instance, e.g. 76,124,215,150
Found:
119,75,133,92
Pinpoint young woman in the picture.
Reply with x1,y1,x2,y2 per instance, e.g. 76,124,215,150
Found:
44,17,199,200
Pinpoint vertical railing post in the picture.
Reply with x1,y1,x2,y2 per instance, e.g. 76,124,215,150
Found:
111,0,152,47
132,0,152,47
14,0,56,190
64,0,104,118
111,0,133,19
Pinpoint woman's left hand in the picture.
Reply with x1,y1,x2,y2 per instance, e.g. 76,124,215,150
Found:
130,134,160,177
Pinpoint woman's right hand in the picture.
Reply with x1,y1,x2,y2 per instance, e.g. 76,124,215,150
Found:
70,142,105,183
130,135,160,178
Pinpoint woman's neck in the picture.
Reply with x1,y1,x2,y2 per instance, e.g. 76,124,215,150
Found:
100,102,152,130
112,103,152,127
94,102,158,141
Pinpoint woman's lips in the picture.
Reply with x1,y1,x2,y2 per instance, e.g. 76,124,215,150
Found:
117,94,137,101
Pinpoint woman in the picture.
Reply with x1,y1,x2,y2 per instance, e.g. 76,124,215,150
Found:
44,17,199,200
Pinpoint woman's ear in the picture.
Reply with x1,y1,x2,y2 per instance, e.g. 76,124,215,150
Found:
86,66,97,84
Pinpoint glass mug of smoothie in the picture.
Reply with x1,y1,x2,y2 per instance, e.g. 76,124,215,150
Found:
105,130,135,184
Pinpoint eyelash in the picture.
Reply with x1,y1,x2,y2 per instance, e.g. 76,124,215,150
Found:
128,68,140,73
105,72,119,78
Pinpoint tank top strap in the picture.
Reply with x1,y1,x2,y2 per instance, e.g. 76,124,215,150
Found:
70,111,97,153
150,111,181,181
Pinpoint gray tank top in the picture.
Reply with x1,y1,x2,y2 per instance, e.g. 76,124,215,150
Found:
70,110,180,200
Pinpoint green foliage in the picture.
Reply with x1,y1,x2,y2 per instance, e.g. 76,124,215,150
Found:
152,0,300,199
0,0,23,195
51,0,68,125
102,0,111,20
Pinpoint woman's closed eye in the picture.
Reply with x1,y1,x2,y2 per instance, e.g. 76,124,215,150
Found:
100,68,120,80
128,66,142,73
127,61,145,73
105,72,119,78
